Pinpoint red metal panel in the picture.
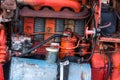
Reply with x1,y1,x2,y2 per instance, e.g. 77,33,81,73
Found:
91,53,108,68
112,52,120,68
44,19,55,41
111,50,120,80
91,53,108,80
92,68,107,80
111,69,120,80
0,64,4,80
24,18,34,35
0,24,6,63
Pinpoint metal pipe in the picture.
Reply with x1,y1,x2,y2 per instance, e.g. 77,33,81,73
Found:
105,54,111,80
21,34,63,56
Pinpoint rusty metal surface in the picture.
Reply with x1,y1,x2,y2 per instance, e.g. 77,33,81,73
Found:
99,37,120,43
0,0,16,22
20,7,90,19
1,0,16,9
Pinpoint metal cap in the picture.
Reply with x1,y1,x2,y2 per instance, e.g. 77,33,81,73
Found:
46,47,59,52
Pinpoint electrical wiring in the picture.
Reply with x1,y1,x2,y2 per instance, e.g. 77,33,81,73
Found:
83,1,98,61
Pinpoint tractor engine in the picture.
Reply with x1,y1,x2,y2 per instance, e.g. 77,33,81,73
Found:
0,0,120,80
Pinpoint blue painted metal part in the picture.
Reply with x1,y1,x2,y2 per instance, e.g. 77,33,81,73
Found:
9,57,91,80
9,57,58,80
69,63,91,80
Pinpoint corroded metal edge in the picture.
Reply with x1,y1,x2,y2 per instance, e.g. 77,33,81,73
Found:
20,7,90,19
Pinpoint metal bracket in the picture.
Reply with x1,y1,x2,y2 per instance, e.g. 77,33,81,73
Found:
60,60,69,80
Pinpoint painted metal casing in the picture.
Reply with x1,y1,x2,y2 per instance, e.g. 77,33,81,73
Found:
68,63,91,80
9,57,91,80
9,57,58,80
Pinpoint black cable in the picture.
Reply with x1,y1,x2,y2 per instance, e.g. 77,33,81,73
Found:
83,36,96,62
20,34,63,56
84,0,98,38
14,7,20,22
105,54,111,80
85,0,98,26
82,0,98,62
83,6,97,62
